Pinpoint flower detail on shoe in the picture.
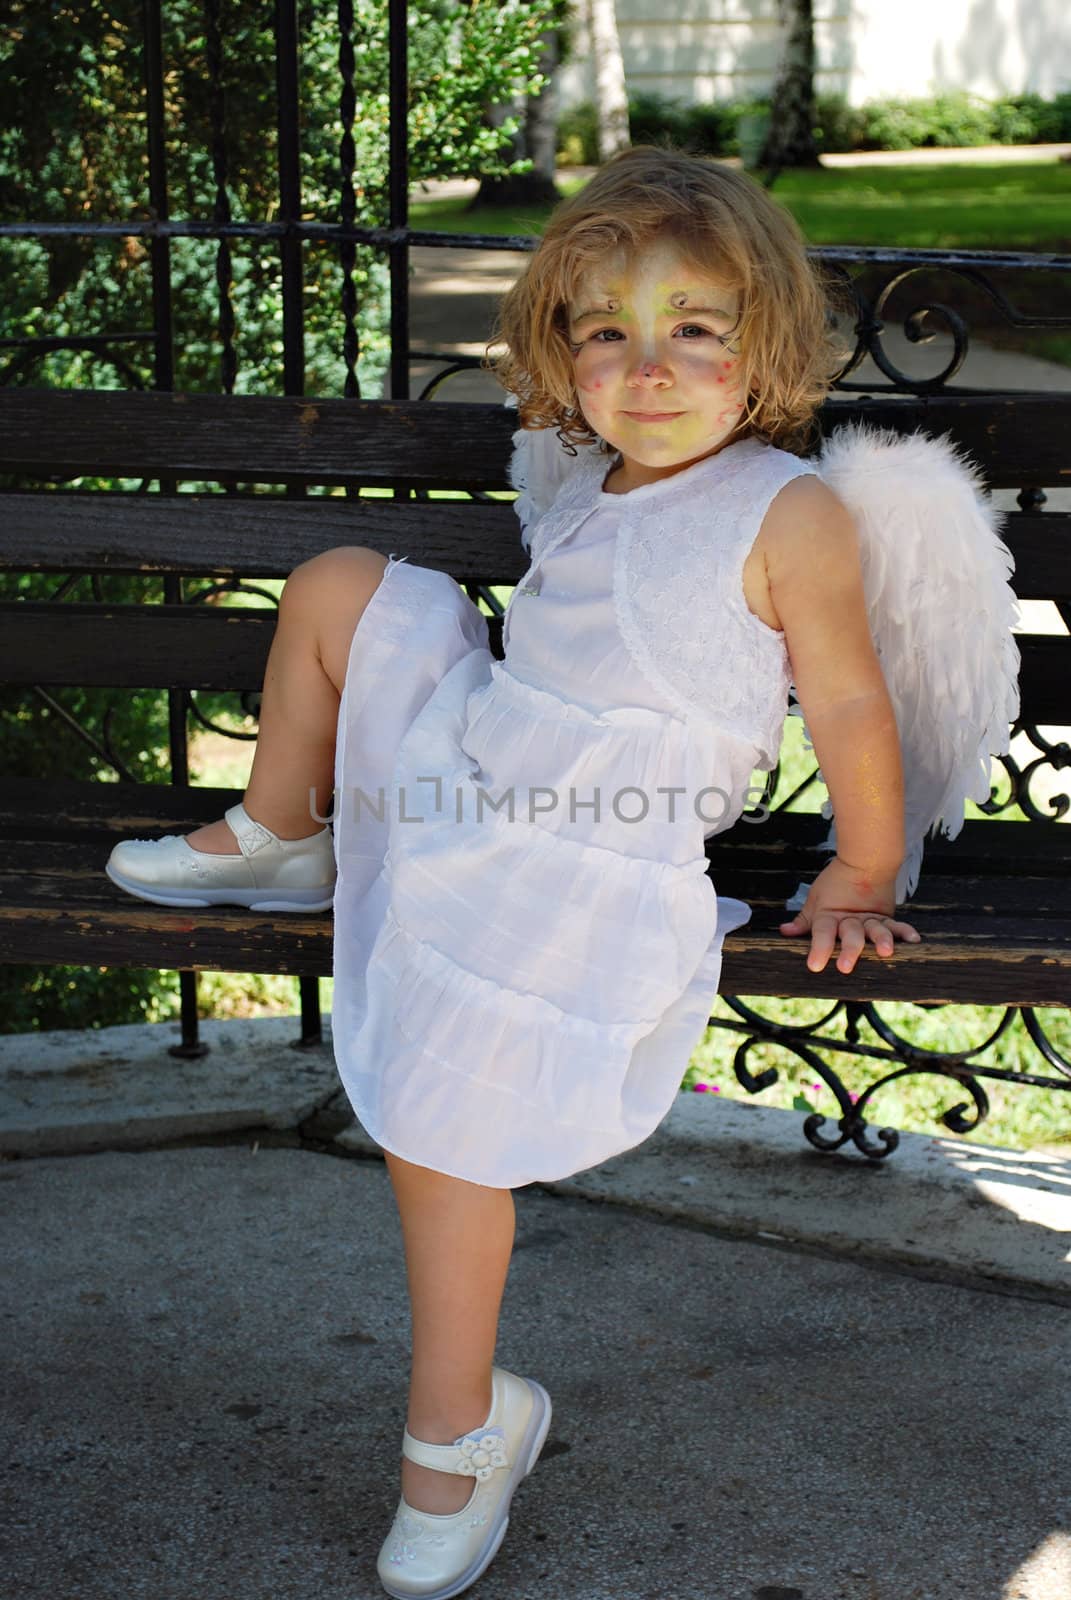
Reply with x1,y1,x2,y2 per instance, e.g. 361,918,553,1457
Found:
387,1511,450,1566
453,1425,509,1481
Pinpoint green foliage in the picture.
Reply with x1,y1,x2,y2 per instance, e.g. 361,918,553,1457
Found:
557,89,1071,167
1,966,179,1035
555,100,599,167
0,0,557,396
558,92,749,165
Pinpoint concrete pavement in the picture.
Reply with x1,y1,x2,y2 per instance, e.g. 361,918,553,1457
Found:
3,1016,1070,1600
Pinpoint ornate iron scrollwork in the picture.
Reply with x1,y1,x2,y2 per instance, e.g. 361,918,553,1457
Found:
708,994,1069,1160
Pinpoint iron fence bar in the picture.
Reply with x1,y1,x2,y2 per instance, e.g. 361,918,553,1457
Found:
388,0,410,400
3,219,1069,271
142,0,174,394
337,0,361,399
145,0,205,1060
0,332,157,351
274,0,305,400
274,0,321,1045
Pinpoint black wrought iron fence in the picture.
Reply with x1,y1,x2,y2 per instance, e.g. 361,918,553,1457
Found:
1,0,1069,1144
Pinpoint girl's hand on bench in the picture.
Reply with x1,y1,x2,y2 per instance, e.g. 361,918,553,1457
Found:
778,858,923,976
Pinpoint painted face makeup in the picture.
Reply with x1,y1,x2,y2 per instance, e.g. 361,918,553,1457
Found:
567,239,749,493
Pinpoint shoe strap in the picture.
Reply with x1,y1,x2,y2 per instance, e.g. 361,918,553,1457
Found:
401,1423,510,1479
224,803,277,858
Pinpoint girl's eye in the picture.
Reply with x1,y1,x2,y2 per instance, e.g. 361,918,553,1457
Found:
590,327,625,343
676,324,712,339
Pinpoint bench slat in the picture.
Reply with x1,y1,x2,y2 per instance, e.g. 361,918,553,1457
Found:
2,389,1070,490
0,887,1064,1003
2,840,1064,919
2,602,1064,714
1,494,1066,600
0,493,529,582
0,777,1063,873
0,780,1066,1003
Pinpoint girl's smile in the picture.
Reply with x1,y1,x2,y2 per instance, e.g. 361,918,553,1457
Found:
568,240,749,493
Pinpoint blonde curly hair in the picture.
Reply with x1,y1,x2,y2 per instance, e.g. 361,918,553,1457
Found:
490,146,847,456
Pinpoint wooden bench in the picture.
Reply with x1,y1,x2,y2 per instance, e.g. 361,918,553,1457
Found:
1,387,1068,1073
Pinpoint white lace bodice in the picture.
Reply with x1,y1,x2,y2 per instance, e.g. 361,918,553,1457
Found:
508,426,817,767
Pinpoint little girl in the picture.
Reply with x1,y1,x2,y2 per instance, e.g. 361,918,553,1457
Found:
106,147,934,1599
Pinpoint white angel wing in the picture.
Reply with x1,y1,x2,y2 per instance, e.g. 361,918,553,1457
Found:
505,398,605,553
784,419,1022,911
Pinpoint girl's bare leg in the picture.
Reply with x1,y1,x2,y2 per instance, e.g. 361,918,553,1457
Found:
384,1150,516,1516
187,546,388,853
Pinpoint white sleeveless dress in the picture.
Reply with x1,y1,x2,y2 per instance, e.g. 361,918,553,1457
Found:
331,438,811,1187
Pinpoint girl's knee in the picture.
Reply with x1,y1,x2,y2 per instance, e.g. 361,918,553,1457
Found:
282,545,388,616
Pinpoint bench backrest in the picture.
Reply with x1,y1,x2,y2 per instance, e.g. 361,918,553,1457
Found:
0,390,1068,734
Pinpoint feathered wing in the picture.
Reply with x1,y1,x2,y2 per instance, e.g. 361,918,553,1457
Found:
783,420,1022,911
505,400,606,553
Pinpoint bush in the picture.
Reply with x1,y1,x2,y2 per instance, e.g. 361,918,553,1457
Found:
861,92,994,150
813,93,875,154
627,89,692,150
557,88,1071,165
1,967,180,1036
557,92,747,164
556,100,599,165
999,91,1071,143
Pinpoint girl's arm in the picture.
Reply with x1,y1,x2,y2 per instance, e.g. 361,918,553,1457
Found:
759,476,923,976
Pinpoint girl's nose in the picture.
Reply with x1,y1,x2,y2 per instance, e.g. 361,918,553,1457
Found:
628,358,671,387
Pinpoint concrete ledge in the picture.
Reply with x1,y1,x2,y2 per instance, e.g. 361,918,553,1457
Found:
0,1016,338,1156
3,1016,1069,1301
337,1089,1071,1302
541,1096,1071,1304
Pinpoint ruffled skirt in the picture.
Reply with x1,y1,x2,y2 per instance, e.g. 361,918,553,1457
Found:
331,558,751,1188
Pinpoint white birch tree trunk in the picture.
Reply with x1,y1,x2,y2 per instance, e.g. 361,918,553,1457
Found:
587,0,630,160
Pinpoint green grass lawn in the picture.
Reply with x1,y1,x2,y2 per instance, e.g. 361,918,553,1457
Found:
410,160,1071,252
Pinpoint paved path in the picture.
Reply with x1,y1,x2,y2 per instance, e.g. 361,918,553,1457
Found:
3,1017,1070,1599
4,1142,1070,1600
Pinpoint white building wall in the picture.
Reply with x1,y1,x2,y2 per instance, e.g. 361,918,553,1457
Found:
558,0,1071,111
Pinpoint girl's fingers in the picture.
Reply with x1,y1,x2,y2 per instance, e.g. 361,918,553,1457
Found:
832,917,866,973
810,915,851,972
807,915,923,974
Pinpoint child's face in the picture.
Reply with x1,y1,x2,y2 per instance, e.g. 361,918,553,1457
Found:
567,240,749,488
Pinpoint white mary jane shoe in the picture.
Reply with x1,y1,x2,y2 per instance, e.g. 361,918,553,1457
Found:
105,802,336,911
377,1366,552,1600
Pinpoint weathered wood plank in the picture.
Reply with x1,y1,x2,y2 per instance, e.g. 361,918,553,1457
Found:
4,833,1067,916
0,897,1065,1002
1,775,1065,1000
1,496,1066,600
1,778,1065,870
0,493,529,583
0,603,1062,718
0,602,280,690
2,390,1070,490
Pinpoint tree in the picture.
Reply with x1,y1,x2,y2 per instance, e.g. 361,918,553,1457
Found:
758,0,821,186
587,0,629,161
472,24,563,209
